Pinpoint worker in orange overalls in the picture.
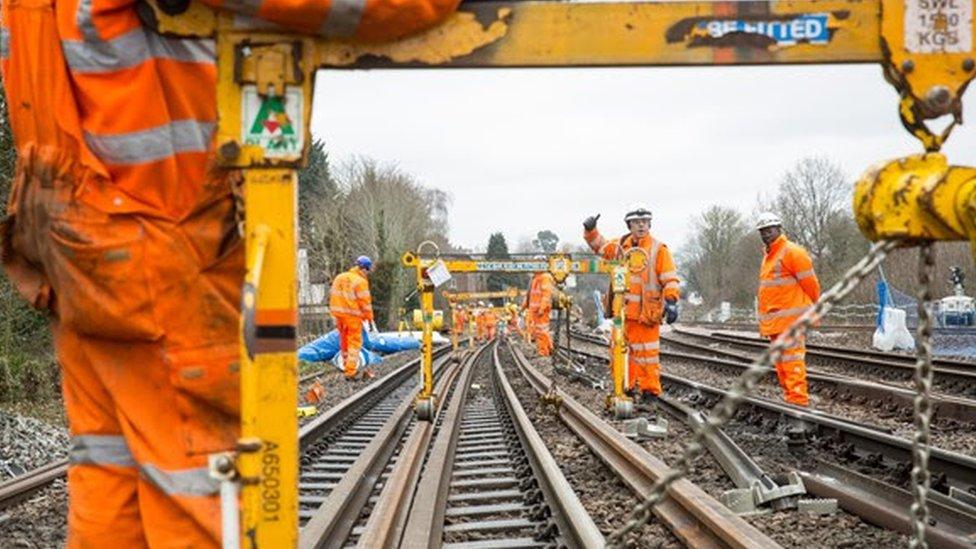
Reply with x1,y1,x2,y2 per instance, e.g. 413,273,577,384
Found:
451,305,467,349
755,213,821,407
524,269,555,356
484,307,498,340
0,0,458,544
584,204,680,400
506,303,522,338
330,256,377,380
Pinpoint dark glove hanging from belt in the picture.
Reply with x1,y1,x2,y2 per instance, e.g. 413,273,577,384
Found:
664,299,679,324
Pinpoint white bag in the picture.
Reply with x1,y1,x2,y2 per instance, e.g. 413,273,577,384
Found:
872,308,915,351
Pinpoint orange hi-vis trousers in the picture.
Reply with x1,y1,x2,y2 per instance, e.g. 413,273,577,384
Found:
4,152,244,547
335,315,364,378
769,334,809,406
530,311,553,357
625,321,662,395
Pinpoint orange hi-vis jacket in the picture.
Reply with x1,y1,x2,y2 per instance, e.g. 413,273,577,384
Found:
452,309,467,333
758,235,821,336
527,272,554,316
330,267,373,321
585,229,680,325
0,0,461,221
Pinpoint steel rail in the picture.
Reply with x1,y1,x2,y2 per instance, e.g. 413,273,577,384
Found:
658,339,976,424
565,335,976,542
567,341,976,496
299,348,463,548
401,341,487,548
506,340,777,548
300,345,450,449
0,458,69,511
0,347,445,525
801,459,976,547
698,327,976,370
652,395,801,509
677,328,976,384
354,345,491,549
491,343,605,548
685,322,976,339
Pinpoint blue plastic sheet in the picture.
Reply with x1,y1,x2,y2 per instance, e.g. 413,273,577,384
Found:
298,329,420,363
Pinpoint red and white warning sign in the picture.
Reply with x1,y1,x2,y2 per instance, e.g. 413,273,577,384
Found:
905,0,972,53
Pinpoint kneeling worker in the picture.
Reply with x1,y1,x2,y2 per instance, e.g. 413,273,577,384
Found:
584,204,680,399
330,256,377,380
755,213,821,407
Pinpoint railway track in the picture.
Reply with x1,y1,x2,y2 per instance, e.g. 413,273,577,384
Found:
301,340,605,548
687,321,976,337
0,347,445,517
561,332,976,544
668,327,976,400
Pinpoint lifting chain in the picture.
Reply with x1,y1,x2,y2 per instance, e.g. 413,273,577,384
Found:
605,239,901,547
910,242,936,548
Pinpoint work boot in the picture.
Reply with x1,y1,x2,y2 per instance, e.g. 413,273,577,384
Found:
361,369,376,380
640,390,660,410
345,373,358,382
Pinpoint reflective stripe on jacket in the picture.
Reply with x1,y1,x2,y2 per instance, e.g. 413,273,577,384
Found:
330,267,373,320
0,0,460,219
584,228,680,325
527,272,554,315
757,235,820,336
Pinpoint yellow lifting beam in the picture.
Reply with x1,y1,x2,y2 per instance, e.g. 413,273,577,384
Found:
140,0,976,545
442,287,522,304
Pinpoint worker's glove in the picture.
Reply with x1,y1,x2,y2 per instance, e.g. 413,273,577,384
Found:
368,321,378,332
583,213,601,232
664,299,679,324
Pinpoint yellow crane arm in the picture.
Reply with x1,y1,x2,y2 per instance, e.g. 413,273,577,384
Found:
442,288,522,302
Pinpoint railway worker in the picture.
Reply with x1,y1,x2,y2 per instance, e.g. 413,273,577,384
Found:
583,204,680,399
755,213,821,407
451,305,467,349
474,303,487,341
485,307,498,340
0,0,459,543
330,256,377,380
506,303,522,337
525,267,556,356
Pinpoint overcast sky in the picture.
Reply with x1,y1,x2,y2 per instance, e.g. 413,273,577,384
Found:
311,65,976,254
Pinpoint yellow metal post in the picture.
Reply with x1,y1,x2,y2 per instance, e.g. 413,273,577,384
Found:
608,264,633,419
239,169,299,547
415,280,437,420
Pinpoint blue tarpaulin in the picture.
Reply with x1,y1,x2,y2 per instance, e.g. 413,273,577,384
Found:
298,329,420,363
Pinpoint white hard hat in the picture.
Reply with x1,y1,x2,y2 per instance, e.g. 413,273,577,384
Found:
756,212,783,230
624,203,653,224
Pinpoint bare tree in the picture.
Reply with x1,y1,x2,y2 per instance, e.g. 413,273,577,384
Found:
680,205,753,307
769,157,852,262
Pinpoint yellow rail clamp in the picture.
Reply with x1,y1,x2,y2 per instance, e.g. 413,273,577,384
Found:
855,154,976,259
297,406,319,418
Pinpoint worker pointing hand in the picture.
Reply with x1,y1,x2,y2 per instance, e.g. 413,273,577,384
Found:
583,214,601,232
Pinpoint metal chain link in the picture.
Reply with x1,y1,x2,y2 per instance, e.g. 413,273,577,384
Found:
605,239,901,547
910,242,936,548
